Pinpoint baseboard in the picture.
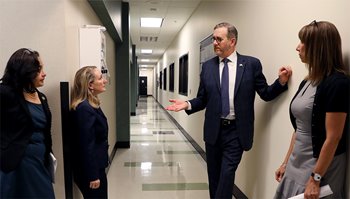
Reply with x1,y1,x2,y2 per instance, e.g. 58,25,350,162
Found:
106,141,119,173
116,141,130,148
160,103,206,161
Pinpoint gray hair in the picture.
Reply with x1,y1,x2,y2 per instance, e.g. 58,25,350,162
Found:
214,22,238,42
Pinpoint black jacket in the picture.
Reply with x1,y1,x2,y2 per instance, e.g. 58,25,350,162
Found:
290,72,349,157
186,54,287,150
0,84,52,172
70,100,109,181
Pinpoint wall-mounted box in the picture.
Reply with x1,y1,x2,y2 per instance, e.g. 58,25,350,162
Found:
79,25,108,75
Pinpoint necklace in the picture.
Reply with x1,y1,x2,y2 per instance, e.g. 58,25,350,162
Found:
24,91,36,97
23,91,39,103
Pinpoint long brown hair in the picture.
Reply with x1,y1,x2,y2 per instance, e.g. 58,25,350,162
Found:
70,66,100,110
298,21,346,85
1,48,41,93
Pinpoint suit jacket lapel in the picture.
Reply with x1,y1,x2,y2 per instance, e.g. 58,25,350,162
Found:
213,56,221,91
235,53,245,95
18,92,32,119
37,90,51,124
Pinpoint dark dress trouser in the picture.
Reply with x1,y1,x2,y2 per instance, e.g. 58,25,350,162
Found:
205,122,244,199
75,168,108,199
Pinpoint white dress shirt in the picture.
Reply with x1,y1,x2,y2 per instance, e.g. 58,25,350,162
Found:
187,51,237,120
219,51,237,119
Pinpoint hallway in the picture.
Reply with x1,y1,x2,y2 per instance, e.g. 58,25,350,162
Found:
107,96,209,199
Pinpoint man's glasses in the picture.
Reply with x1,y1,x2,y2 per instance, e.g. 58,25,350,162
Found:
211,36,224,43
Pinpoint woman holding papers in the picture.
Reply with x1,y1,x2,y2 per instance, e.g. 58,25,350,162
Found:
274,21,349,199
0,48,55,198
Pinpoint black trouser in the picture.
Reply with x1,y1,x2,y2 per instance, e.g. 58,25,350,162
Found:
205,121,244,199
75,169,108,199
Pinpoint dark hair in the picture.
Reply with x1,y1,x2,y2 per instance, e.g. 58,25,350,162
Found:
298,21,346,85
214,22,238,44
1,48,41,93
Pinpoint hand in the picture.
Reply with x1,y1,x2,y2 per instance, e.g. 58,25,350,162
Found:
304,177,320,199
275,164,286,182
165,99,188,112
278,66,292,85
90,179,100,189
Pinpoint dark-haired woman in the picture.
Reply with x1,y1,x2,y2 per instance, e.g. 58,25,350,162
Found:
274,21,349,199
0,48,55,198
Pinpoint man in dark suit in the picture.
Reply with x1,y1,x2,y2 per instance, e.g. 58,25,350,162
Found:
166,22,292,199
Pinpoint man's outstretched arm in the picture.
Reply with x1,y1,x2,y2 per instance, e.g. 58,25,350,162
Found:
165,99,189,112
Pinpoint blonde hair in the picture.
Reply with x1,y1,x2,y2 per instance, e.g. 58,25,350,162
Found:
70,66,100,110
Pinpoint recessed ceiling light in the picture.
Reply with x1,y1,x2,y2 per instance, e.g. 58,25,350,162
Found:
140,17,163,27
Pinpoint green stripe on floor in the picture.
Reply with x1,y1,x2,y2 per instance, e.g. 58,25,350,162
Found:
142,183,209,191
157,151,199,154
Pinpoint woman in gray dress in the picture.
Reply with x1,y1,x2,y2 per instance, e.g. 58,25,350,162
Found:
274,21,349,199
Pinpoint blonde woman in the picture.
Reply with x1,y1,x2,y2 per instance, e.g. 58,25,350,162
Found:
70,66,109,199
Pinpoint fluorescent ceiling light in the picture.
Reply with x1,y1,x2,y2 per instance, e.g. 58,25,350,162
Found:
141,59,150,62
141,17,163,27
141,49,152,54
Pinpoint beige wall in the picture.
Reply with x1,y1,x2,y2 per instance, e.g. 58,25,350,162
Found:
0,0,117,198
158,0,349,198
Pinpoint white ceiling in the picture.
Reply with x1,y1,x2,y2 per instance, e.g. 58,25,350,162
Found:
124,0,202,67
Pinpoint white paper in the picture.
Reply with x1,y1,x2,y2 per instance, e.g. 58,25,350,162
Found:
48,152,57,183
288,185,333,199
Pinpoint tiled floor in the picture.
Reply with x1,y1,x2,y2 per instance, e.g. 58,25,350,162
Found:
108,96,210,199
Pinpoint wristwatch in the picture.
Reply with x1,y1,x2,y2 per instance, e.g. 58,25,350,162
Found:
311,172,322,181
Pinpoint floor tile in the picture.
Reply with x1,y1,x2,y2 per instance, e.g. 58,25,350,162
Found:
107,96,209,199
142,182,209,191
